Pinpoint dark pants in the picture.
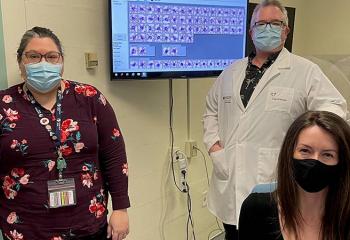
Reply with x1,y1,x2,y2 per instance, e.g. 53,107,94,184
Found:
2,225,112,240
78,224,110,240
223,223,238,240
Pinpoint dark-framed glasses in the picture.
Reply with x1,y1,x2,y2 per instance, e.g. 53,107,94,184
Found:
254,20,285,31
23,51,62,64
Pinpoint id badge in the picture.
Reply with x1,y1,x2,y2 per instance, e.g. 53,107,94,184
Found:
47,178,77,208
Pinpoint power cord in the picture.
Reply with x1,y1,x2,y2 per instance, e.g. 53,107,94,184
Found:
169,79,182,192
185,181,196,240
168,79,196,240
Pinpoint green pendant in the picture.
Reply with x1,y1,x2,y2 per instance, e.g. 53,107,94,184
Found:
57,157,67,171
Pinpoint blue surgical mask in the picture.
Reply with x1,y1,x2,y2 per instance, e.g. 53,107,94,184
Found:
252,25,282,51
25,62,62,93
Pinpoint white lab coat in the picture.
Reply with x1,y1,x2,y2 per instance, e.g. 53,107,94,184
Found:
203,48,347,225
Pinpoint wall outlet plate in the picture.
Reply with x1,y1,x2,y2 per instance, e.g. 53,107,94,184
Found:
185,140,197,158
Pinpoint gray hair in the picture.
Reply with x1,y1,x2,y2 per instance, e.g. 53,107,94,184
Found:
250,0,289,29
16,26,63,63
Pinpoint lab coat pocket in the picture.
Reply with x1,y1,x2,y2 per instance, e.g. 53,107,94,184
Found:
265,87,294,113
257,148,279,182
210,149,229,181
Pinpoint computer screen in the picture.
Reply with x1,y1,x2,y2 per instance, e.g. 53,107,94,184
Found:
109,0,248,80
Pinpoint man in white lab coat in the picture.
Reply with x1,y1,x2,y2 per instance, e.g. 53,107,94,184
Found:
202,0,347,239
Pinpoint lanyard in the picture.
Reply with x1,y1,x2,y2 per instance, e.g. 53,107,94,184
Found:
25,86,66,180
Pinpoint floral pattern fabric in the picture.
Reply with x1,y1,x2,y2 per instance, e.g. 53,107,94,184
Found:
0,80,129,239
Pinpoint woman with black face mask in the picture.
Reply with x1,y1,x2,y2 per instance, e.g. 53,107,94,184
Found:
238,111,350,240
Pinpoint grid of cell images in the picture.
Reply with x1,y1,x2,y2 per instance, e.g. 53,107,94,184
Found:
128,3,245,70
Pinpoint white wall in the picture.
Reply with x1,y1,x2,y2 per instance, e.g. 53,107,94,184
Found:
2,0,349,240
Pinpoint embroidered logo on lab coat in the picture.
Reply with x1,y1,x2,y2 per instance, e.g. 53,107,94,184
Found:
223,96,232,103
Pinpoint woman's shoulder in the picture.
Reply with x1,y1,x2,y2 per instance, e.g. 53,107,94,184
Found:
64,80,101,98
241,192,277,216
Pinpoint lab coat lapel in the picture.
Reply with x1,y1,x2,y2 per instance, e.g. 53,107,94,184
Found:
245,48,291,110
233,58,248,112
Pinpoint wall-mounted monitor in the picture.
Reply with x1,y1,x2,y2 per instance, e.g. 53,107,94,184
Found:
109,0,248,80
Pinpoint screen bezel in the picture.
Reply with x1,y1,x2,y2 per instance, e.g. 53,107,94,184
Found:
108,0,249,80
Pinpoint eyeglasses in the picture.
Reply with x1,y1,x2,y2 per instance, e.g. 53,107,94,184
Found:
254,20,285,31
23,51,62,64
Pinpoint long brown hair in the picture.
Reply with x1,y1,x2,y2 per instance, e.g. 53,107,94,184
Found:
275,111,350,240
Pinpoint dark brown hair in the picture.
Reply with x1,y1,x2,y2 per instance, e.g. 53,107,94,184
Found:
16,26,63,63
275,111,350,240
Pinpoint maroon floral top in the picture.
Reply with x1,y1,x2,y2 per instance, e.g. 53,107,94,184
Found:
0,80,129,240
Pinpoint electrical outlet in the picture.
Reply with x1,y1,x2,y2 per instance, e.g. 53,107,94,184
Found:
185,140,197,158
202,190,208,207
169,146,180,162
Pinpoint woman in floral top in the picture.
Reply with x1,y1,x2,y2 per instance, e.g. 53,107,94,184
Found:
0,26,130,239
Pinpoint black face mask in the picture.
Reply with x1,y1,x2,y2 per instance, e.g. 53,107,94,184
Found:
292,158,339,193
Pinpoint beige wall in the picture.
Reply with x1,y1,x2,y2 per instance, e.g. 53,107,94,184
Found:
1,0,349,240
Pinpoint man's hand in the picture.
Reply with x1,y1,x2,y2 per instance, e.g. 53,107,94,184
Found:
107,209,129,240
209,142,223,153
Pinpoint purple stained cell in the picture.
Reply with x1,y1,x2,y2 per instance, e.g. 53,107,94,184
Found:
180,8,185,15
172,7,178,14
155,24,162,32
147,34,154,41
171,25,177,32
130,15,138,22
130,47,137,55
186,61,193,67
163,6,170,13
187,26,193,32
154,61,161,68
139,15,146,23
130,61,138,68
130,34,137,42
139,25,146,32
130,25,136,32
156,34,162,42
163,34,170,42
186,35,193,42
147,6,153,12
147,15,154,23
171,48,178,55
155,6,162,13
163,15,170,23
139,47,146,55
130,5,137,12
172,17,177,23
180,16,186,24
139,6,145,12
139,34,145,41
179,34,185,41
163,25,169,32
187,8,193,15
163,48,170,55
139,61,147,68
148,61,154,68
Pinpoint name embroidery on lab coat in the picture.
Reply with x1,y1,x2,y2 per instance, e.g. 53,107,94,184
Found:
223,96,232,103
